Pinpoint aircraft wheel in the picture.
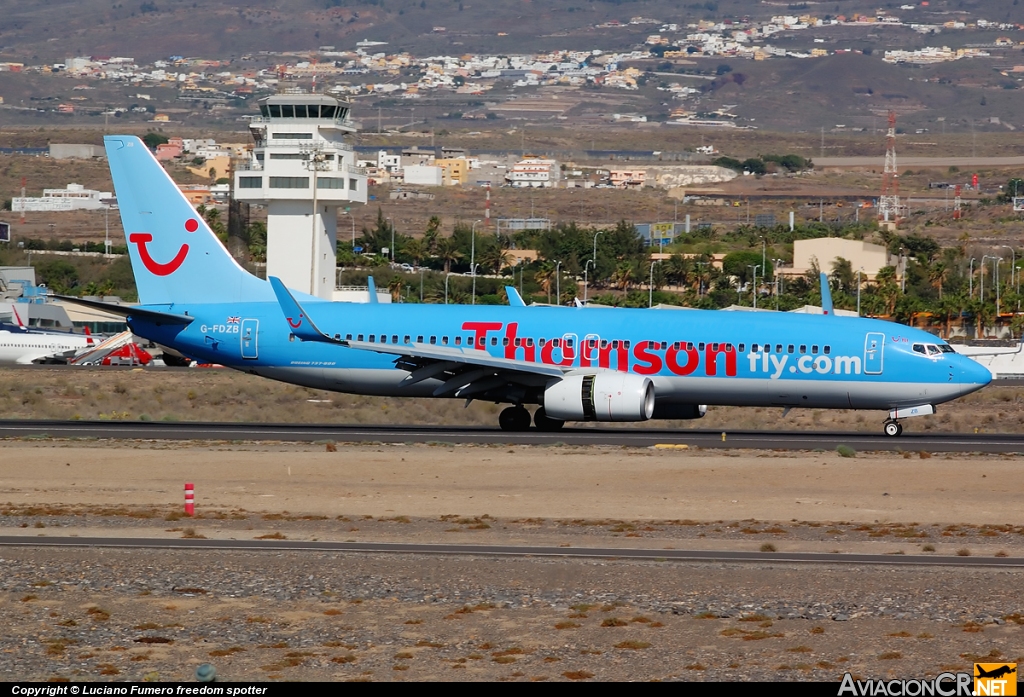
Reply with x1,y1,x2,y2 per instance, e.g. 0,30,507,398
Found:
534,407,565,432
884,421,901,437
499,406,532,432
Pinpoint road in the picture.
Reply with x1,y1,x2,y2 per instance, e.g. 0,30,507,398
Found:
0,535,1018,568
2,419,1024,452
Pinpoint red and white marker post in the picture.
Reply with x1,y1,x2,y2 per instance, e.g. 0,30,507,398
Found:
184,482,195,517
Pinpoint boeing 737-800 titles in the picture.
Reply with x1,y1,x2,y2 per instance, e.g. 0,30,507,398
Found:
62,136,992,436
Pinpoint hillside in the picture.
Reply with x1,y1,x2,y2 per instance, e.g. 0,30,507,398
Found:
3,0,1024,63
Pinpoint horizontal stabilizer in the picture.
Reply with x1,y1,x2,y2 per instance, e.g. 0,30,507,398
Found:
53,295,195,326
268,276,340,344
505,286,526,307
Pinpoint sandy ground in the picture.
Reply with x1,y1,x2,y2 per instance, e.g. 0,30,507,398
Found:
3,440,1024,682
2,441,1023,527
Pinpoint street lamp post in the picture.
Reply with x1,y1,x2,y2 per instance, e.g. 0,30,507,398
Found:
419,268,424,303
555,260,562,306
584,259,595,304
995,256,1003,318
385,216,395,262
649,260,661,308
592,230,604,275
748,264,760,309
856,268,863,316
981,255,993,303
471,219,482,305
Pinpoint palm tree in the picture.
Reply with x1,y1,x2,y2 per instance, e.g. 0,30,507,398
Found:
423,216,441,254
534,261,556,304
479,244,511,275
403,238,426,267
436,236,462,274
612,262,634,292
928,261,948,299
387,276,403,303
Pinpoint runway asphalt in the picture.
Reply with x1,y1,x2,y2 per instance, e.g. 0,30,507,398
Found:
1,419,1024,452
0,536,1019,568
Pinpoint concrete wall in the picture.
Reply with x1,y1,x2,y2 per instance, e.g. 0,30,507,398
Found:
49,144,104,160
404,165,443,187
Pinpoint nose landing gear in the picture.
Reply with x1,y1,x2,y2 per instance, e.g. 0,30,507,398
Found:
883,420,903,437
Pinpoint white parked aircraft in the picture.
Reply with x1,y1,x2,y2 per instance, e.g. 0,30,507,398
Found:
0,314,95,365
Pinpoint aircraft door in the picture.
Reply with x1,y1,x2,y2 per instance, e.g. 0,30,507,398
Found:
581,333,600,366
864,332,884,375
241,319,259,359
561,333,578,365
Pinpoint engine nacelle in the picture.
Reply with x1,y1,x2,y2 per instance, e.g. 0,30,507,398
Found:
544,373,655,422
652,403,707,420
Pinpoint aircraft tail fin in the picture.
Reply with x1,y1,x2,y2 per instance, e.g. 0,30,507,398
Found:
819,272,834,316
104,135,272,307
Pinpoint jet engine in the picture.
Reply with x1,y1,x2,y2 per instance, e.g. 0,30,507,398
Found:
543,373,655,422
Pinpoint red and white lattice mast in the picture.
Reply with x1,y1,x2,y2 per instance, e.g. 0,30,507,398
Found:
878,111,900,226
953,184,962,220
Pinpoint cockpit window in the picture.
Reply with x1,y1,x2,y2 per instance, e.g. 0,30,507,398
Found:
912,344,926,354
938,344,954,353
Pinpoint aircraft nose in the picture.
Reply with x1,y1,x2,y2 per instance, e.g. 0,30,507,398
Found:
959,356,993,396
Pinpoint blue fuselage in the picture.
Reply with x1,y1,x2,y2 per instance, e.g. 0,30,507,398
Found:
131,301,992,412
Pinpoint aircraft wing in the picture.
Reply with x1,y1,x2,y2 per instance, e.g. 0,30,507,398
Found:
269,276,568,399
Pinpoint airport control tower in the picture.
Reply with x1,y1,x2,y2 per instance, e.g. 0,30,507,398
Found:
234,94,367,299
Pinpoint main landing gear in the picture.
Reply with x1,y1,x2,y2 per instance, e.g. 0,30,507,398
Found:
498,406,565,432
883,420,903,437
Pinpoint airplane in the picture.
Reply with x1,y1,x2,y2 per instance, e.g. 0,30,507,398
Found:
59,135,992,436
0,307,95,365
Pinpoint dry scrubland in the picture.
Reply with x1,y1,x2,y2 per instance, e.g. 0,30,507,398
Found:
0,365,1020,434
2,441,1024,681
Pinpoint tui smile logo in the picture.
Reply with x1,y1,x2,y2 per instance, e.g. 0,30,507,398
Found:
287,314,304,329
129,218,199,276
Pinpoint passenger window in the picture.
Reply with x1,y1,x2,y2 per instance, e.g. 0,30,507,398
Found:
404,335,410,344
787,345,794,354
624,341,630,349
334,334,340,340
430,336,436,344
369,335,375,343
514,338,521,347
799,345,806,354
526,338,534,347
357,334,364,341
612,340,619,349
442,336,448,345
824,345,831,355
417,335,423,343
698,342,705,351
392,335,398,344
726,343,733,352
776,344,783,353
455,337,462,346
491,337,498,346
539,338,546,347
600,340,608,349
812,345,818,354
686,342,694,351
566,339,574,348
502,338,509,346
711,343,718,351
752,344,759,352
912,344,926,354
346,334,352,340
672,342,680,350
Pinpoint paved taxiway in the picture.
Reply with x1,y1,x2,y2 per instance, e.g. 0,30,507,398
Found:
1,419,1023,452
1,536,1019,568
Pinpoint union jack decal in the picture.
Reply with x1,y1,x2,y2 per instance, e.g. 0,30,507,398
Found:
227,316,241,324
